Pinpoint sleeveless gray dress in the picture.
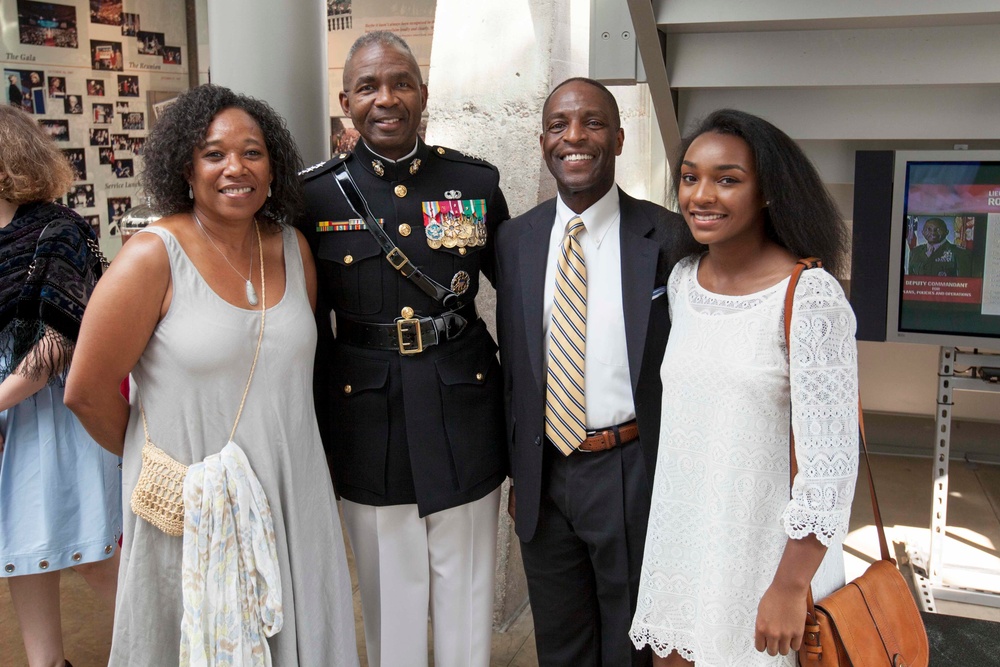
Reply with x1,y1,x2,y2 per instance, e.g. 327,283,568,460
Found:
109,225,358,666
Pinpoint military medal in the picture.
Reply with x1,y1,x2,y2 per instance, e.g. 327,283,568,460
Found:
450,271,471,295
422,198,488,250
426,222,445,241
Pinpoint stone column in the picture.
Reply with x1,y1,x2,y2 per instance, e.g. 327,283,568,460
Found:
426,0,588,630
205,0,329,165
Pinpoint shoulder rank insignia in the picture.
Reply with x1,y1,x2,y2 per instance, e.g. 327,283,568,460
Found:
298,161,326,176
317,218,383,232
421,199,487,249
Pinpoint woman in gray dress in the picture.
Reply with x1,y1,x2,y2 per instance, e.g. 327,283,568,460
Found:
66,85,359,666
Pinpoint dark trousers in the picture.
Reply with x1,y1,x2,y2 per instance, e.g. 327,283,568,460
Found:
520,438,653,667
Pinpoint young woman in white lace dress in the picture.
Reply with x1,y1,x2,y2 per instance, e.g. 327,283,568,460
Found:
629,109,859,666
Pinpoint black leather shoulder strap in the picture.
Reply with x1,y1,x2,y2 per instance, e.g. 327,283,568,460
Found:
329,162,459,308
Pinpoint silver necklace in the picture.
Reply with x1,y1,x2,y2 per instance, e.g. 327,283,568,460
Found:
192,212,259,306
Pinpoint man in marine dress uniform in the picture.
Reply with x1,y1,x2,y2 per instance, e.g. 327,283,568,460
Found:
297,31,510,667
907,216,973,277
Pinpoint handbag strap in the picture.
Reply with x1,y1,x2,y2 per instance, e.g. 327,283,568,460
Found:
782,258,891,624
139,220,266,445
329,162,460,308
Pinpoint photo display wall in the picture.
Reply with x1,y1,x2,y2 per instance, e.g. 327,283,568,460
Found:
2,0,188,258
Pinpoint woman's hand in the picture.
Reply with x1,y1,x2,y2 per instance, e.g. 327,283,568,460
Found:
754,578,808,656
754,533,828,657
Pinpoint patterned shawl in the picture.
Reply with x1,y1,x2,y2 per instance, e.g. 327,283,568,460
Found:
0,201,105,383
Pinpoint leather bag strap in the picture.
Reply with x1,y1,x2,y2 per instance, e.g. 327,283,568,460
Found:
330,163,459,308
783,258,891,623
140,221,266,446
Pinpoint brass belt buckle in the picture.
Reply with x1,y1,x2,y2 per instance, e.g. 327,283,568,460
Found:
396,318,423,355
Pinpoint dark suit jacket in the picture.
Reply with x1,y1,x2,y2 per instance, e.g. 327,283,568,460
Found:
495,188,687,542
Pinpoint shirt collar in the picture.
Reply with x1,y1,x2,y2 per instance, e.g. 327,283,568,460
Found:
364,139,419,164
555,186,620,247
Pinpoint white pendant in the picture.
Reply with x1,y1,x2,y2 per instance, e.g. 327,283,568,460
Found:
246,280,259,306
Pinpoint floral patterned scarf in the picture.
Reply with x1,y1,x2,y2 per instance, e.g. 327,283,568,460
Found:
0,201,105,382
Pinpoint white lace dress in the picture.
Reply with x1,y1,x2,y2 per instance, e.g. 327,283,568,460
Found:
629,255,859,666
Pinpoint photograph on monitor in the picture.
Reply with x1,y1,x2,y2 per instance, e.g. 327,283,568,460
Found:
894,156,1000,346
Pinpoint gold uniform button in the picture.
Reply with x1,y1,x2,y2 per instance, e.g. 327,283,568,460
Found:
459,247,467,256
476,373,484,381
394,185,407,198
399,223,411,237
339,152,348,159
344,385,352,395
436,147,446,155
401,306,414,319
343,254,354,265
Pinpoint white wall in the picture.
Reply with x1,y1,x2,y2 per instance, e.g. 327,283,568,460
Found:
644,0,1000,424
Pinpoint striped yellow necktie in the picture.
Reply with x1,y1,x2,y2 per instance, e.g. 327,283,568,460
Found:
545,216,587,455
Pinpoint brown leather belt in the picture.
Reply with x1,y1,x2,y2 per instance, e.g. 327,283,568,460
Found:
577,419,639,453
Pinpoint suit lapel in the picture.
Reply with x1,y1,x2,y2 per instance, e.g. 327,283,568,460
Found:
618,190,659,392
520,201,556,393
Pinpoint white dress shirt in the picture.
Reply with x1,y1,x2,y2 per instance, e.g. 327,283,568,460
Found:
543,187,635,430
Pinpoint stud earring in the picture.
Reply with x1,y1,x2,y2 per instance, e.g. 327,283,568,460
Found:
267,185,272,198
188,186,193,199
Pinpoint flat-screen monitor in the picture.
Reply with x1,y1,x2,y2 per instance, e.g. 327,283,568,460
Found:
884,150,1000,350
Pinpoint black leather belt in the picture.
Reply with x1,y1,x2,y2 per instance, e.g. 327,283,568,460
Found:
337,304,478,355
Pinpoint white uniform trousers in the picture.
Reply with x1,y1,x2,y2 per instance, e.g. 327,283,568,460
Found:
341,487,501,667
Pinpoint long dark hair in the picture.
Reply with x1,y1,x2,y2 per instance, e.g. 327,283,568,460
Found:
140,84,303,225
674,109,848,276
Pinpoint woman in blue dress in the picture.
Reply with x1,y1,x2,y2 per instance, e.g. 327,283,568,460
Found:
0,105,122,667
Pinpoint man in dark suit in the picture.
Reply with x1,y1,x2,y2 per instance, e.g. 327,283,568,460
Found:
297,31,509,667
495,77,686,667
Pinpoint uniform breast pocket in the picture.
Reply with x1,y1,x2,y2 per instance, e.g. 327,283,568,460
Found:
317,232,383,315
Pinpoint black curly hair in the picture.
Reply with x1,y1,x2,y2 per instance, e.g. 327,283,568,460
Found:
674,108,848,276
140,84,303,225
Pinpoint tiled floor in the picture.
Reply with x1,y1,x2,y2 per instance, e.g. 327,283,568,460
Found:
2,454,998,666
